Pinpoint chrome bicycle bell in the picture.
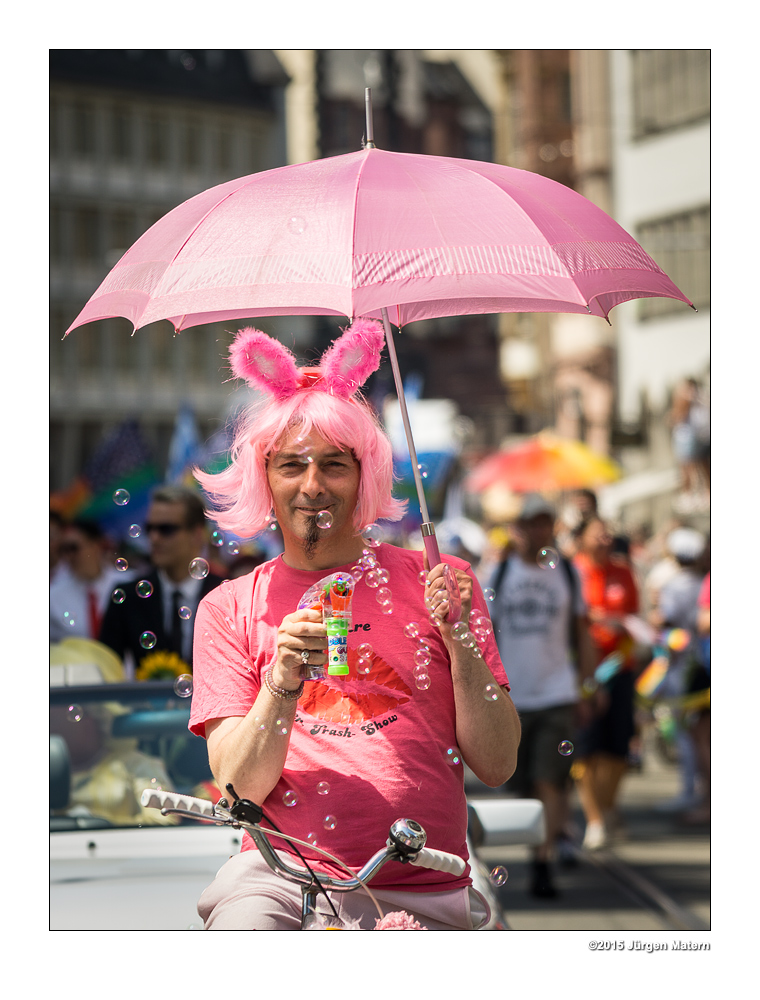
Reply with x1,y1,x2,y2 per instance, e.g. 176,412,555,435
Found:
388,818,427,855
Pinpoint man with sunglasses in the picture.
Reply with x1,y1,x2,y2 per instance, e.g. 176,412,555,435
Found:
99,485,223,675
50,519,124,642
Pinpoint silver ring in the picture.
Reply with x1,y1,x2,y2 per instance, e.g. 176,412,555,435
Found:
301,649,310,665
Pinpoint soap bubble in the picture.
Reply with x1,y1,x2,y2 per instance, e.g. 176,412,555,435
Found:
267,520,279,532
376,587,392,606
179,605,192,620
361,524,383,548
489,866,509,887
113,489,130,506
414,648,431,667
317,782,330,796
451,622,469,641
211,530,224,547
417,462,429,479
483,588,496,602
189,558,210,580
323,815,337,831
415,673,431,690
174,674,193,698
445,746,461,766
63,611,76,628
67,704,83,723
418,570,428,587
365,570,380,588
283,791,298,807
111,588,126,604
357,656,373,674
287,215,307,235
404,622,420,639
381,604,394,615
471,647,483,659
376,568,390,585
460,632,478,648
349,564,364,582
306,832,318,846
136,579,154,598
357,643,373,659
538,546,560,570
227,540,240,555
316,510,333,529
140,631,157,649
115,558,129,572
128,524,141,538
413,663,429,679
558,740,574,756
275,718,289,735
483,684,499,702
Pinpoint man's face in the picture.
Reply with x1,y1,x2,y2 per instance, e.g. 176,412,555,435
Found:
61,527,103,581
145,501,204,579
581,519,613,562
513,513,555,558
266,427,361,561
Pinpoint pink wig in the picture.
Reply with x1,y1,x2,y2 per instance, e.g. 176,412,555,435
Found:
195,320,407,536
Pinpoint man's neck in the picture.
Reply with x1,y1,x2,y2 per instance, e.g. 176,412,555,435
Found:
280,535,366,572
161,565,193,585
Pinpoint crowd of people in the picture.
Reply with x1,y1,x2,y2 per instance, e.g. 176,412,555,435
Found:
474,486,710,898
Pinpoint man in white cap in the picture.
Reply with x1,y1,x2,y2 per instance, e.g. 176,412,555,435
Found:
488,493,595,898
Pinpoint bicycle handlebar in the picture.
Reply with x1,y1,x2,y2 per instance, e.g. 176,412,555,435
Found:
140,788,466,883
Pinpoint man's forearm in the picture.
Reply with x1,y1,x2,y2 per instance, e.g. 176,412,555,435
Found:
207,687,299,805
448,643,520,787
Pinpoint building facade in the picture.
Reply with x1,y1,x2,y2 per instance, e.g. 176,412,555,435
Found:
49,50,289,492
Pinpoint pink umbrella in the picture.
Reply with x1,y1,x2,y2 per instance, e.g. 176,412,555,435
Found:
65,91,692,602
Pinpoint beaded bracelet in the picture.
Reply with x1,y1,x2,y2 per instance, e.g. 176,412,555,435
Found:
264,666,304,702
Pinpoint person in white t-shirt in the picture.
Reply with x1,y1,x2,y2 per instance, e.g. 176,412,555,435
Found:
488,493,595,898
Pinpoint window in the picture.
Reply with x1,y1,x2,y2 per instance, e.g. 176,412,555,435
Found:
637,206,710,319
109,210,135,258
146,115,170,167
183,120,202,170
72,102,97,158
72,207,99,265
632,50,710,138
110,106,132,163
217,126,234,175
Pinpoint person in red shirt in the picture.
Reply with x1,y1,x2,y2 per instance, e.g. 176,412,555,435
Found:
571,516,639,850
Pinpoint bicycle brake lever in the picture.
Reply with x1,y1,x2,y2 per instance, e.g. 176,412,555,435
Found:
225,783,264,825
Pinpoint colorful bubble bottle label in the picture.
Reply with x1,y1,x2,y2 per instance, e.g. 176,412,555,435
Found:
325,617,349,675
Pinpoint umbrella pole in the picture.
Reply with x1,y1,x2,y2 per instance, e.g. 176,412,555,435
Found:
380,309,462,622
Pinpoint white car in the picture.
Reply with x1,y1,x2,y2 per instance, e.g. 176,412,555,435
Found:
51,674,543,930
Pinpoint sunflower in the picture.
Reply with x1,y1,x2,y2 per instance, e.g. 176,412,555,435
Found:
135,650,190,682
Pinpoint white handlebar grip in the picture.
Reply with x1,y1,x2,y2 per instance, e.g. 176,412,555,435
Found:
409,847,466,876
140,788,216,817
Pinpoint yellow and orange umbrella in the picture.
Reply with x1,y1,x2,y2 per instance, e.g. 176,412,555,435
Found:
466,431,622,494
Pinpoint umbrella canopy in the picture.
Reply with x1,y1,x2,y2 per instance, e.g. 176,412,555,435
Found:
465,432,622,494
65,148,692,337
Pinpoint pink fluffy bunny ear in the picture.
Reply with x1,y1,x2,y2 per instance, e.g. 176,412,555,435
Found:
319,318,385,398
229,327,301,400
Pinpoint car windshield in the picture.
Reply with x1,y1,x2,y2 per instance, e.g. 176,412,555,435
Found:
50,681,218,832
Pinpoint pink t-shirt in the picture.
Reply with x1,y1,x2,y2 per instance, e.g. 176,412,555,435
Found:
189,543,510,892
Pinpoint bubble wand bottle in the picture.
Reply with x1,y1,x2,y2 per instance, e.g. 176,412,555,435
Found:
297,572,356,678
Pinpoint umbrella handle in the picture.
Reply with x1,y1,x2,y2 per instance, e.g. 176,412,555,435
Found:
380,308,461,623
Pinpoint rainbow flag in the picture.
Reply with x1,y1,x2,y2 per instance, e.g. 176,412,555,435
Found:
51,419,160,541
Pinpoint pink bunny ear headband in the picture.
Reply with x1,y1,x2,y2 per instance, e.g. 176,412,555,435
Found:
228,318,385,400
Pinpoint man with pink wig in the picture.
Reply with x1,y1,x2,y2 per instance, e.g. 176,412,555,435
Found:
189,319,521,930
